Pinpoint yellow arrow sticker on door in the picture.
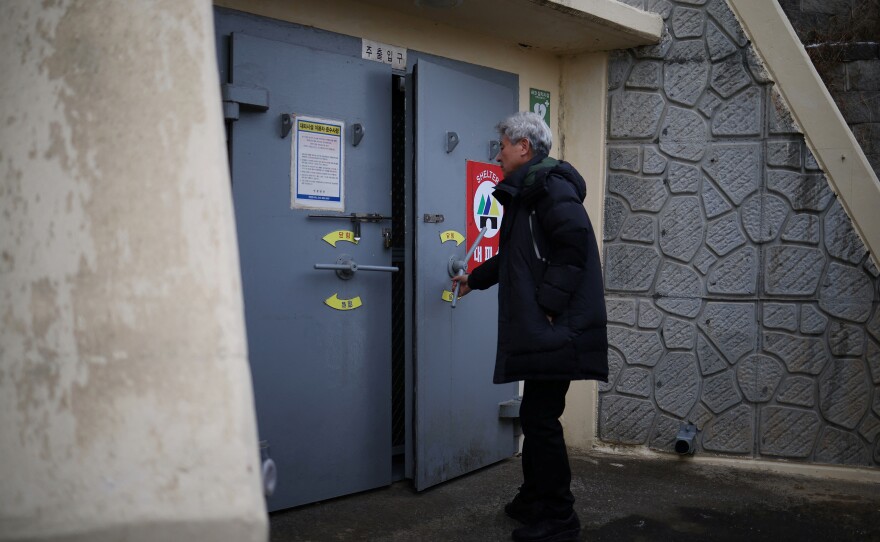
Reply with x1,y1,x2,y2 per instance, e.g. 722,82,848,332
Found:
323,230,359,247
439,230,464,246
441,290,455,303
325,294,363,311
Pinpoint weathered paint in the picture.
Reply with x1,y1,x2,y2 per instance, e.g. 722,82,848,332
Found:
0,1,267,540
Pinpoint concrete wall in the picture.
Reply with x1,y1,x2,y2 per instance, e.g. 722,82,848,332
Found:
0,1,267,540
600,0,880,467
776,0,880,177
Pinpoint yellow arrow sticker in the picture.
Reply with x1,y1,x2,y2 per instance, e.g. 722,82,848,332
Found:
441,290,455,303
323,230,359,247
440,230,464,246
325,294,363,311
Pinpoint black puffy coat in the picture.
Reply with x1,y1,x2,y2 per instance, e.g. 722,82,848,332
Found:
468,154,608,384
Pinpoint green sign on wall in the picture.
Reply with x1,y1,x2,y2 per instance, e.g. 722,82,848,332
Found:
529,88,550,125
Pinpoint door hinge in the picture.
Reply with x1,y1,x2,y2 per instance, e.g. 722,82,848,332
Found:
222,83,269,121
259,440,277,497
446,131,459,153
281,114,293,138
499,397,522,418
352,123,365,146
489,139,500,161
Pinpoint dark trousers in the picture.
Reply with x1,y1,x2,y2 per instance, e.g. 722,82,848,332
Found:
519,379,575,519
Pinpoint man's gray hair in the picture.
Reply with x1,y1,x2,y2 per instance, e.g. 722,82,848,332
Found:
496,112,552,155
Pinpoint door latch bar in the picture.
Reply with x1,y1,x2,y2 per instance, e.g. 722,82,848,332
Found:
382,228,392,249
309,213,392,242
314,255,399,280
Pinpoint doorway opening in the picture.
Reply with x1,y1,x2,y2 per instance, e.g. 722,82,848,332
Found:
391,73,407,481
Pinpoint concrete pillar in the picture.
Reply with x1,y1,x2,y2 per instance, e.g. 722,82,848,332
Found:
0,1,267,540
559,51,609,451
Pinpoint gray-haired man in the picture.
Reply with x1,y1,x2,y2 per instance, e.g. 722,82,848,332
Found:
453,112,608,542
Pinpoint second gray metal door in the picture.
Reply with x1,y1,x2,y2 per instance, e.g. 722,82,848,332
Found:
413,57,519,490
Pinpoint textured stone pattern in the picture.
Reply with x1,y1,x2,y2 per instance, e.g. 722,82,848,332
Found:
599,0,880,468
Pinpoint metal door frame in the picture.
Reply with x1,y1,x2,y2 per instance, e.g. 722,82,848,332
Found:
216,6,521,498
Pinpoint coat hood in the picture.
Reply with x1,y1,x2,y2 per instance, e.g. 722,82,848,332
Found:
493,154,587,207
553,161,587,202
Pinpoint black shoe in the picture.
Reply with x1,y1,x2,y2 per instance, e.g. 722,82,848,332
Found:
504,494,544,524
511,511,580,542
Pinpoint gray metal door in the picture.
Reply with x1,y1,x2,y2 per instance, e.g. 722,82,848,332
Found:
413,58,519,489
229,32,392,511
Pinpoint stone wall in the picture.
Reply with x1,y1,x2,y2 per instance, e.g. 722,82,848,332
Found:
778,0,880,175
600,0,880,467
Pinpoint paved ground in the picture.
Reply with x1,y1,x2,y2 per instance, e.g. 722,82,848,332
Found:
269,450,880,541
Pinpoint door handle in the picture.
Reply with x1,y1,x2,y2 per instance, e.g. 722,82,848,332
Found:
315,255,399,280
448,227,487,308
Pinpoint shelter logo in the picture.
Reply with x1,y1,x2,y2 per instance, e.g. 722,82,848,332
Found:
472,173,503,239
467,162,504,269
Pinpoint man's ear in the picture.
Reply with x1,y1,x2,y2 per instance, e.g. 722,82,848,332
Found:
518,138,531,156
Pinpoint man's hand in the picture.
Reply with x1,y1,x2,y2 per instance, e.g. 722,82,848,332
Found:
451,274,472,298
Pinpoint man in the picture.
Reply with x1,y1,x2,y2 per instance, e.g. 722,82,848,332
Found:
452,112,608,542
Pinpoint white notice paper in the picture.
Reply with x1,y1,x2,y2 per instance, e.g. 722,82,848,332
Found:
291,115,344,211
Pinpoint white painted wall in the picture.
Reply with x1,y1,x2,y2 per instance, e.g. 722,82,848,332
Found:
0,1,267,540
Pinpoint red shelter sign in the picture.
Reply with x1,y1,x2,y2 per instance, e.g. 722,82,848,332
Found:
466,160,505,271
